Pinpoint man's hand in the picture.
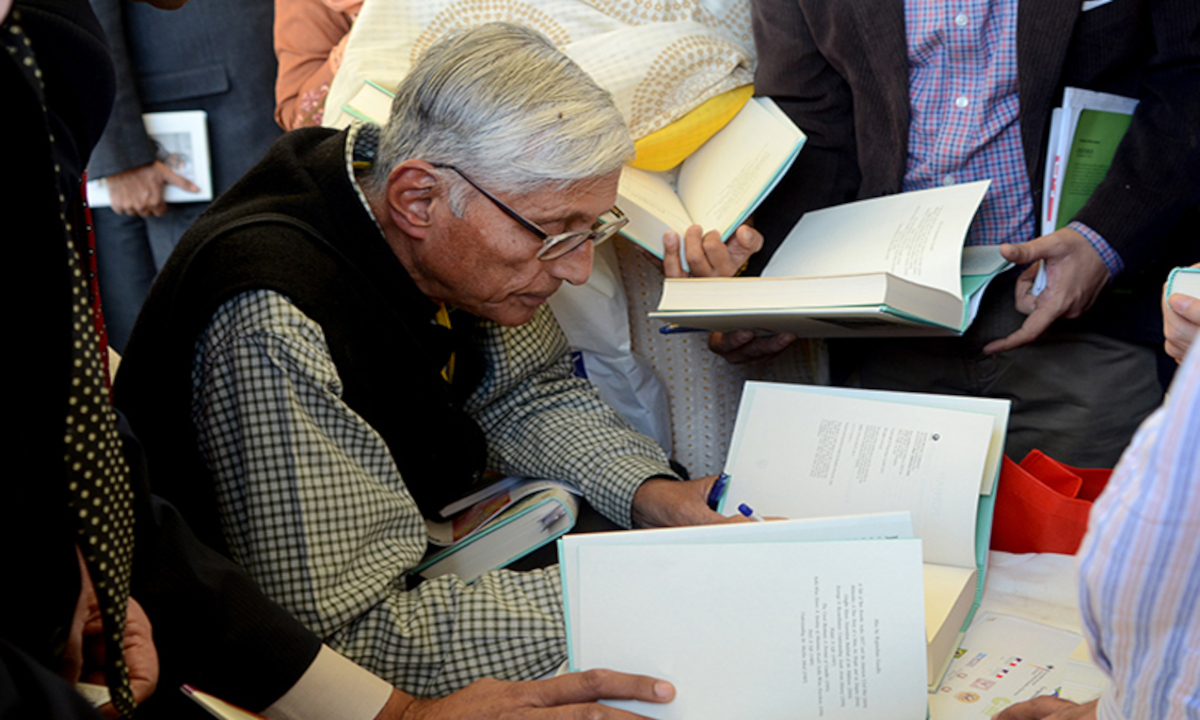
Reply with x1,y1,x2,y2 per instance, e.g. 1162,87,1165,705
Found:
996,697,1098,720
1164,263,1200,363
84,597,159,718
65,548,160,715
707,329,797,364
661,224,763,279
631,476,727,528
984,227,1111,354
395,670,675,720
105,160,199,217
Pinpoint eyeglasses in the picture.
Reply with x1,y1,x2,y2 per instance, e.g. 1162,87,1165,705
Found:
431,163,628,260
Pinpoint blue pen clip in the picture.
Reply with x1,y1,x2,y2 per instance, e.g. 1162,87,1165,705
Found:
706,472,730,511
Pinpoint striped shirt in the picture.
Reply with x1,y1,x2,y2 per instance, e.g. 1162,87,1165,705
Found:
903,0,1123,276
1077,345,1200,719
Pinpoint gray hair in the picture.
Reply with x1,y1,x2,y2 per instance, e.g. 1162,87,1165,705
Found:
364,22,634,213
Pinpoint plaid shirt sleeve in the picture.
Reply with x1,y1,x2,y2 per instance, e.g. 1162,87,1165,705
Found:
192,290,568,697
464,306,678,529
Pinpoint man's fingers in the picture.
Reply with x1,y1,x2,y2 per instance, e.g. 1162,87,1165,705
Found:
708,331,796,364
700,229,735,276
160,165,200,193
661,233,684,278
984,306,1057,354
995,696,1086,720
530,669,675,708
682,225,714,277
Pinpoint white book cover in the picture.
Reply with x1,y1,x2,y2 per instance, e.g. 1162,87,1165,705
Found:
566,535,928,719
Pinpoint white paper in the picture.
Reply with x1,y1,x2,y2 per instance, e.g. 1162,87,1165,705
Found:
572,539,929,720
722,382,996,568
560,514,915,647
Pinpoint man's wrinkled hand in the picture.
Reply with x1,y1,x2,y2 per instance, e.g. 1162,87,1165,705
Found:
984,227,1110,354
707,329,796,364
996,697,1098,720
105,160,199,217
631,476,727,528
661,224,763,278
397,670,675,720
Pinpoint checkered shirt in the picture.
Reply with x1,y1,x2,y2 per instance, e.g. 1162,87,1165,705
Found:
187,127,675,696
903,0,1122,276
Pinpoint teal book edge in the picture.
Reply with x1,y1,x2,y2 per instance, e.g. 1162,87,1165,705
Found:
340,80,396,124
558,538,578,672
412,495,576,582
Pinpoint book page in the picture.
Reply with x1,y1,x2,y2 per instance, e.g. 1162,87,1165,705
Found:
571,539,928,720
676,97,805,236
765,384,1010,495
762,181,990,300
559,514,915,648
722,382,993,568
617,166,693,258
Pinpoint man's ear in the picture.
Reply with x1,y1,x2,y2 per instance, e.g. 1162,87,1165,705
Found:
386,161,442,238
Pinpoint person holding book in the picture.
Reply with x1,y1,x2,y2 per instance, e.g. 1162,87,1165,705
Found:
741,0,1200,467
114,22,729,699
1164,263,1200,364
3,2,680,718
994,343,1200,720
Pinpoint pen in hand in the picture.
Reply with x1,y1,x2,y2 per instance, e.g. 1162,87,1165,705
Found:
737,503,765,522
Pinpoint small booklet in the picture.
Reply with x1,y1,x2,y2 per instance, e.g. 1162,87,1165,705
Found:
928,613,1106,718
559,517,929,719
1041,88,1137,236
717,381,1011,690
87,110,213,206
651,180,1012,337
413,477,581,583
616,97,806,269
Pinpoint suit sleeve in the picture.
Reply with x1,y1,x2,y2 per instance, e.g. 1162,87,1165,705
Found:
1071,1,1200,274
747,0,863,273
120,413,323,715
86,0,157,179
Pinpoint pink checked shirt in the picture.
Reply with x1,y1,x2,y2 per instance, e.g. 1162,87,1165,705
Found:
902,0,1123,275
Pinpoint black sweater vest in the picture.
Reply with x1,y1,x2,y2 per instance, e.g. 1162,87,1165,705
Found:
116,128,487,553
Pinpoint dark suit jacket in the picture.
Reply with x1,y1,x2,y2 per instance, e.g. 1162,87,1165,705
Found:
86,0,280,194
750,0,1200,341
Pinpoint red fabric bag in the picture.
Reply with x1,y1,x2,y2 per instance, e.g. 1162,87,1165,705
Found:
990,450,1113,555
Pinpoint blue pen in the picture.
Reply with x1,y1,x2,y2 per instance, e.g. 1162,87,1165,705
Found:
659,323,708,335
738,503,765,522
706,473,729,511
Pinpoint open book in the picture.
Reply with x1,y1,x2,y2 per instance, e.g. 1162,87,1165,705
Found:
718,381,1010,690
651,180,1013,336
617,97,805,269
413,477,580,583
559,516,930,719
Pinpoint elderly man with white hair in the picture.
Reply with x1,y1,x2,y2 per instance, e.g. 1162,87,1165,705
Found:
115,21,742,701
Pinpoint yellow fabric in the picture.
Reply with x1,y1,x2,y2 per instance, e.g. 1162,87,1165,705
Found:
630,85,754,172
435,303,455,383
